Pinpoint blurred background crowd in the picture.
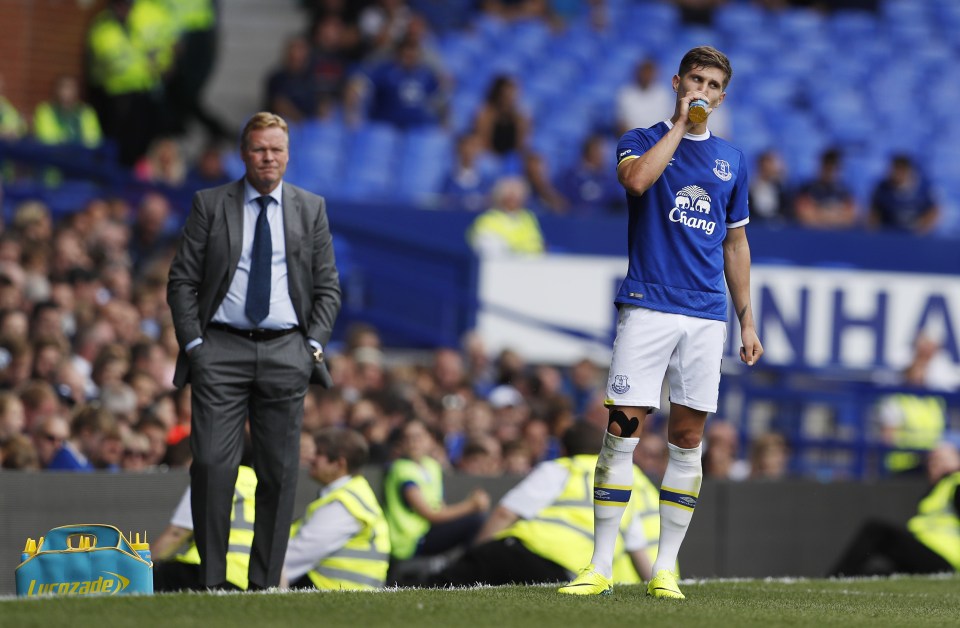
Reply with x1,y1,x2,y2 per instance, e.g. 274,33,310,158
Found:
0,0,957,485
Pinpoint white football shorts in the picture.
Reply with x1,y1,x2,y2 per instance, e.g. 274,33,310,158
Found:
605,305,727,413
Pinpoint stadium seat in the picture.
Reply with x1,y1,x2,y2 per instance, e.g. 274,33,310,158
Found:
828,9,878,44
338,123,400,200
395,128,453,206
713,2,768,38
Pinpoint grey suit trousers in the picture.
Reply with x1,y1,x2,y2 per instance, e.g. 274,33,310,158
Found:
188,325,313,588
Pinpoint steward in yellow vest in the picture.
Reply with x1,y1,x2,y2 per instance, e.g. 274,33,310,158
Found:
879,393,946,474
467,177,545,256
429,422,660,587
283,428,390,590
828,441,960,576
383,420,490,562
34,76,103,148
152,465,257,591
87,0,177,97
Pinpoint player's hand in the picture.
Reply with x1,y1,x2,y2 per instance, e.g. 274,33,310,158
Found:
739,328,763,366
681,91,711,125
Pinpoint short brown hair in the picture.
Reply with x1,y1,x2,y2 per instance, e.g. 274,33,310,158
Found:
240,112,289,149
315,427,369,474
678,46,733,89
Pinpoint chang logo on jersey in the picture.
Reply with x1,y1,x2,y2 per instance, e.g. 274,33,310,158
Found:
669,185,716,235
713,159,732,181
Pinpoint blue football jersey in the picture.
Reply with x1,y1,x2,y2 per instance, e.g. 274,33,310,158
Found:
614,121,750,321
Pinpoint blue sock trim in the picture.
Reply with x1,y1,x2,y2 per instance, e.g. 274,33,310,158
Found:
660,487,698,511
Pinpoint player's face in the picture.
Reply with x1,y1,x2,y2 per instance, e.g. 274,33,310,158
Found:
242,126,289,194
673,65,727,109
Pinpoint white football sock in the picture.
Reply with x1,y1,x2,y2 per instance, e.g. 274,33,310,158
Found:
590,431,639,578
652,442,703,576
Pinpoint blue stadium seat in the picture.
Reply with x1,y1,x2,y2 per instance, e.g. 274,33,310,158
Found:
713,2,768,38
338,123,400,200
775,8,824,44
395,128,453,205
828,9,878,44
285,118,348,193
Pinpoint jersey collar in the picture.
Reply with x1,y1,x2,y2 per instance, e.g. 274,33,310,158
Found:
663,120,711,141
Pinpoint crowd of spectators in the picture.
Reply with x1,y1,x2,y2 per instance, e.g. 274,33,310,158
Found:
0,191,789,485
0,0,945,239
0,0,953,479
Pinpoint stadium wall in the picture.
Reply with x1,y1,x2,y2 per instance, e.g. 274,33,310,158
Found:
0,470,928,594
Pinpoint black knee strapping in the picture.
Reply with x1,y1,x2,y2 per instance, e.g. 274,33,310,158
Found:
608,408,641,437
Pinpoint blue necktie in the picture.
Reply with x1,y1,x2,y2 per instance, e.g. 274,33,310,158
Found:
245,195,272,325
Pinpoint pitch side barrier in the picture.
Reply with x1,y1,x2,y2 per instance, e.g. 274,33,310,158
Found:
0,469,928,593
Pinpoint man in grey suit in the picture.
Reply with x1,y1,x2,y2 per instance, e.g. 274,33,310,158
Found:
167,111,340,590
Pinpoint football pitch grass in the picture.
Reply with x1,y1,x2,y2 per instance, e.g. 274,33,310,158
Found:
2,575,958,628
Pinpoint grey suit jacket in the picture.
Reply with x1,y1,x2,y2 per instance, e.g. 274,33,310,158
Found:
167,179,341,389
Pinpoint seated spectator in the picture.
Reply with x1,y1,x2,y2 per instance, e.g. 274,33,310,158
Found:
358,0,414,60
120,431,151,471
33,75,102,148
615,58,674,135
868,154,940,235
828,441,960,577
265,36,319,123
747,432,790,480
441,132,497,212
632,429,669,485
283,428,391,590
186,143,233,189
473,74,529,167
2,434,40,470
129,192,177,275
346,34,445,129
0,390,26,443
467,176,545,256
556,134,623,215
47,403,116,471
383,419,490,582
134,137,188,187
457,435,502,476
703,420,749,481
308,16,354,119
793,148,858,229
29,414,70,469
501,439,533,475
748,149,792,225
428,422,660,587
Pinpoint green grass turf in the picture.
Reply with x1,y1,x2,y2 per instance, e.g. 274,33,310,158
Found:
2,575,958,628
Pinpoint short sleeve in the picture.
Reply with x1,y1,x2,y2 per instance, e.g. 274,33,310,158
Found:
616,129,654,168
727,151,751,226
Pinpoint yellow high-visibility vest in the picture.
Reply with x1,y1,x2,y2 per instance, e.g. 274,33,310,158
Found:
176,465,257,590
907,471,960,570
291,475,391,590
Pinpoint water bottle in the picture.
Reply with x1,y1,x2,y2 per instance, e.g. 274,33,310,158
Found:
688,99,709,124
21,538,36,563
131,532,152,565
